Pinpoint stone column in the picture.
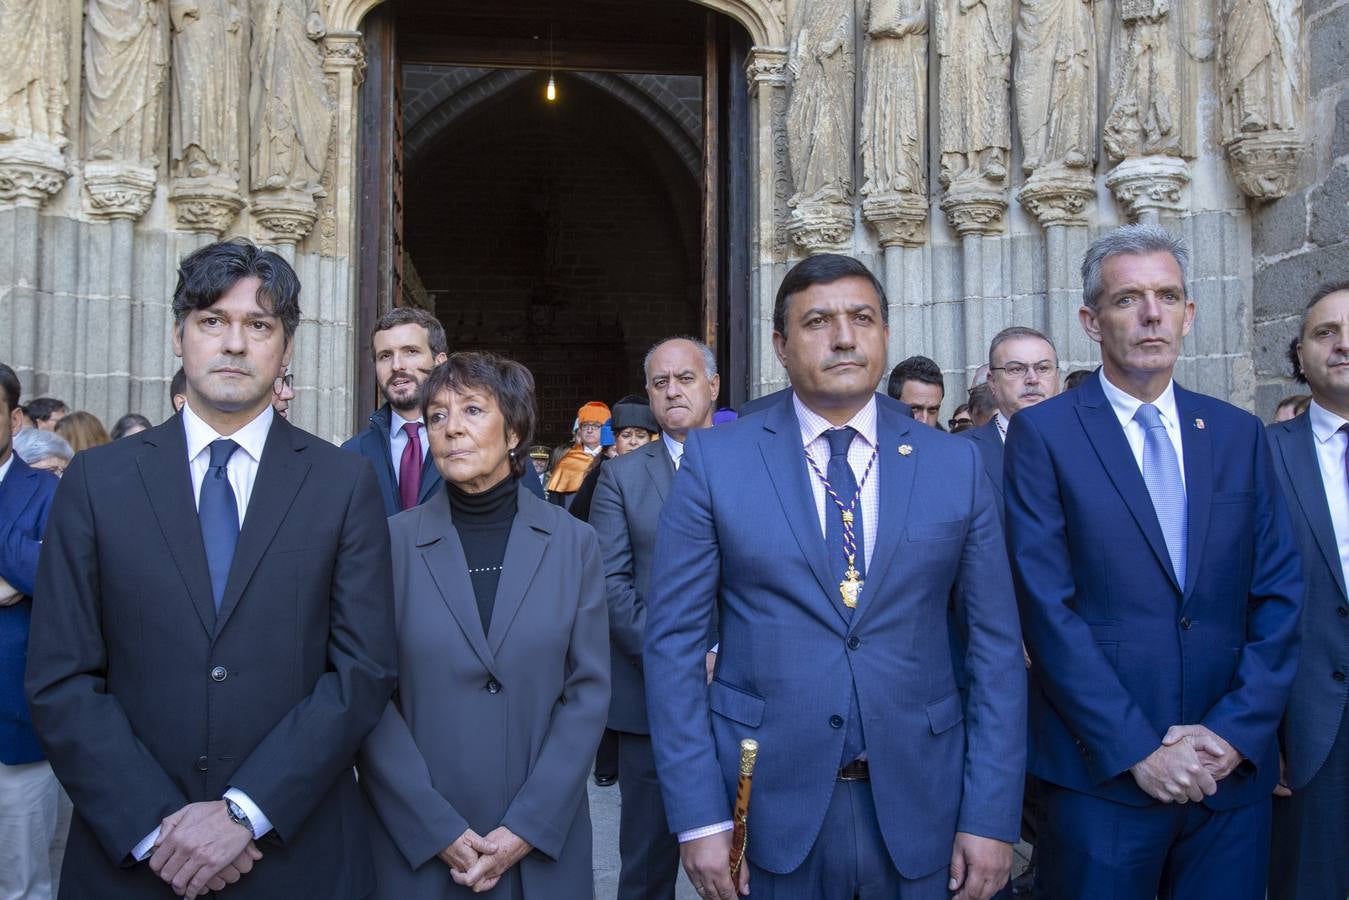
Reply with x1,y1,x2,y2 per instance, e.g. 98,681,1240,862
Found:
747,47,790,398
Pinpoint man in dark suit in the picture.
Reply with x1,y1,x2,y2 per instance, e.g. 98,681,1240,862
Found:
25,240,397,899
1266,281,1349,900
1005,224,1303,899
886,355,945,429
0,362,60,900
646,254,1026,900
590,336,721,900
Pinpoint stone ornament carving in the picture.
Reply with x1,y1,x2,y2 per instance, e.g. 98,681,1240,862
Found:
1219,0,1305,200
84,161,157,218
936,0,1012,190
0,0,72,207
860,0,928,247
785,0,854,253
1014,0,1096,227
1103,0,1180,162
1104,154,1189,218
172,177,246,233
939,183,1006,236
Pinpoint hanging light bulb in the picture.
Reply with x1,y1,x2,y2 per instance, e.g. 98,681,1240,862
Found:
546,74,557,102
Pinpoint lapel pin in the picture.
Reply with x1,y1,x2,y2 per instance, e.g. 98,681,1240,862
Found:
1194,418,1205,430
898,444,913,456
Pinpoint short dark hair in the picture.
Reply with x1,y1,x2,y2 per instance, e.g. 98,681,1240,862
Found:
25,397,67,423
968,382,997,419
371,307,448,359
1298,280,1349,340
773,254,888,336
170,367,187,399
1063,369,1093,390
1287,336,1305,384
111,413,153,440
0,363,19,414
887,355,943,400
172,239,301,342
420,352,536,479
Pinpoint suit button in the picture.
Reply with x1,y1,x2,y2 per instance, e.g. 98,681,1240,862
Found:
1180,617,1191,630
1334,671,1346,683
847,636,861,650
195,756,208,772
486,679,502,694
1339,607,1348,618
829,715,844,729
210,666,227,682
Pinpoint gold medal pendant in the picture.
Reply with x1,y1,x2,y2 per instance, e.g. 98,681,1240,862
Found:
839,567,863,608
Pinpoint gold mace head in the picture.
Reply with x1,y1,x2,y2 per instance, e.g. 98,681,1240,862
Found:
739,738,759,775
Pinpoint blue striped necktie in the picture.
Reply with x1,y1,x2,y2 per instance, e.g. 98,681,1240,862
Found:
1134,403,1186,584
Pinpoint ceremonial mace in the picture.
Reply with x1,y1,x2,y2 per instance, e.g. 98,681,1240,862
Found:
728,739,759,881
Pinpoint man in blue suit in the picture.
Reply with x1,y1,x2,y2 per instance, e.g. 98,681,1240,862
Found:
1266,281,1349,900
1004,224,1303,899
0,362,60,899
645,254,1027,900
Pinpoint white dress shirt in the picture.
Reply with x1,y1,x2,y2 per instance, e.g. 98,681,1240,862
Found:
389,410,428,486
993,412,1010,443
1098,371,1187,491
132,402,275,861
661,430,685,470
0,452,13,486
678,394,881,844
1307,401,1349,590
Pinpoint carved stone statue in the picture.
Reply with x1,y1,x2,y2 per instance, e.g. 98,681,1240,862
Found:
785,0,853,207
169,0,243,181
1103,0,1181,161
861,0,927,198
0,0,70,147
1220,0,1300,137
1014,0,1095,175
936,0,1013,188
249,0,332,196
85,0,169,165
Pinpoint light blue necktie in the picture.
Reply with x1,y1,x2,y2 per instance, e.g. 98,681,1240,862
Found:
1134,403,1187,585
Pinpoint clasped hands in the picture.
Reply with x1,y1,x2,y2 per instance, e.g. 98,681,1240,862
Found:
439,826,532,893
148,800,262,899
1129,723,1243,804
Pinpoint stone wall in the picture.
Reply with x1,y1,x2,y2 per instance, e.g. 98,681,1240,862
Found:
1252,0,1349,418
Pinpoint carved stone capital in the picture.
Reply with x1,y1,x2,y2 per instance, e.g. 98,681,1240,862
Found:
1017,167,1096,228
1225,131,1304,201
83,162,157,220
786,199,852,254
746,48,788,93
251,188,319,244
861,191,928,248
323,30,367,85
1105,155,1190,219
170,175,244,234
0,139,70,207
939,180,1007,237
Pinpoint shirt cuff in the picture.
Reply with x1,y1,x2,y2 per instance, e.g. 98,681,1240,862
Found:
132,827,160,862
709,644,719,654
224,788,273,840
677,821,733,843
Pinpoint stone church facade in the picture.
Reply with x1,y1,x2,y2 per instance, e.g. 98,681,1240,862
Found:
0,0,1344,444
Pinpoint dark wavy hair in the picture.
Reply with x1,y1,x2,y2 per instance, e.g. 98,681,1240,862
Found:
172,239,301,342
420,353,537,479
773,254,888,337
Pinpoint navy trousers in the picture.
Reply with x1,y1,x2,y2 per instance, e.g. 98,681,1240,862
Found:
1038,781,1271,900
747,780,947,900
1268,704,1349,900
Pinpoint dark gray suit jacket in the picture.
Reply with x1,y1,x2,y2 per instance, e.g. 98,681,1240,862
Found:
963,418,1005,514
358,484,610,900
1267,413,1349,789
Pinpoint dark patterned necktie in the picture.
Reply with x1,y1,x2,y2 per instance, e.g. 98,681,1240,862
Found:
199,439,239,611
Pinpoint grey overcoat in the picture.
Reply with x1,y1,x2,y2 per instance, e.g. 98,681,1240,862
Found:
359,483,610,899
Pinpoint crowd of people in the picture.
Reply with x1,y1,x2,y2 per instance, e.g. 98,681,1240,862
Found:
0,223,1345,900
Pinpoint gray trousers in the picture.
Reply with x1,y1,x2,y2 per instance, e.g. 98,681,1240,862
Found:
0,759,61,900
747,780,948,900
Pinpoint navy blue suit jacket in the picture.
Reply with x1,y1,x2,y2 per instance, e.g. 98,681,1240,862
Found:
1005,370,1303,809
1267,412,1349,790
644,396,1026,877
0,454,58,764
962,419,1004,515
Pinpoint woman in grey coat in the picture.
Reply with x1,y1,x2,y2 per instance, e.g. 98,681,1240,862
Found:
359,352,610,899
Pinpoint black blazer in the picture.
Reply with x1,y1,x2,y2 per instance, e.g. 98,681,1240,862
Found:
26,413,397,899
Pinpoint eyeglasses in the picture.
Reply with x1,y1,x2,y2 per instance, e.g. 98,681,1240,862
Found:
990,360,1056,380
949,416,973,429
273,373,294,395
577,423,602,433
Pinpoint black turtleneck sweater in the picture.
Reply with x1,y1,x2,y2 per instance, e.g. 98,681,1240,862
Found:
447,474,518,633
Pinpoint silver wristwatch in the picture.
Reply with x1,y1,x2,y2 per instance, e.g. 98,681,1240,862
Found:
225,798,253,836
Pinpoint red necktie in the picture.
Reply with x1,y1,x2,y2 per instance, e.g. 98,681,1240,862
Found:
399,421,423,511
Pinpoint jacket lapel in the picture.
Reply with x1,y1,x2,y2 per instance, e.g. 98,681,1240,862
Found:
418,451,442,505
363,407,399,517
1175,386,1213,601
417,491,499,674
1277,415,1349,600
644,440,673,502
215,416,310,634
135,418,217,635
854,404,915,624
757,399,847,625
486,486,550,655
1075,374,1180,592
0,456,41,528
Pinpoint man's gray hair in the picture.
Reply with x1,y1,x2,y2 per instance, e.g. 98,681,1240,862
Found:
13,427,73,464
643,336,717,386
988,326,1056,368
1081,224,1190,310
